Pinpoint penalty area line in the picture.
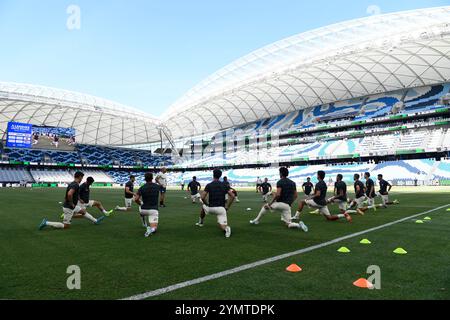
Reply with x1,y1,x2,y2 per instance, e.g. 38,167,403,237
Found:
121,203,449,300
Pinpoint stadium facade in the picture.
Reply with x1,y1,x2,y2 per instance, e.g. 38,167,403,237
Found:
1,6,450,186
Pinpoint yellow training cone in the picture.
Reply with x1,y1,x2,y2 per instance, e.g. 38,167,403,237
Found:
423,217,431,221
415,220,424,224
393,248,407,255
360,239,371,244
337,247,351,253
286,264,302,273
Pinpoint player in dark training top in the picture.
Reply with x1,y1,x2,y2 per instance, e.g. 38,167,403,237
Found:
196,169,235,238
259,178,272,203
302,177,314,196
115,175,136,211
135,172,161,237
250,167,308,232
376,174,399,208
346,173,371,215
39,171,106,230
294,171,351,222
223,177,240,203
187,176,202,204
358,172,378,213
64,176,113,219
326,174,351,215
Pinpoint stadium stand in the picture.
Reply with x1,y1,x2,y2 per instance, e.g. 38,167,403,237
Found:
107,170,146,185
77,145,114,166
166,159,450,187
0,144,172,167
0,168,33,183
30,169,73,183
1,83,449,183
79,170,115,183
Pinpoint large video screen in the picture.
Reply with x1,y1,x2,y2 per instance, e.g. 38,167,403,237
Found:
6,122,76,151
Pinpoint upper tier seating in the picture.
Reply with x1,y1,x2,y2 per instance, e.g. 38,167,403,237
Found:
77,145,114,166
217,84,449,139
3,148,80,164
77,145,173,167
107,171,146,185
404,84,450,113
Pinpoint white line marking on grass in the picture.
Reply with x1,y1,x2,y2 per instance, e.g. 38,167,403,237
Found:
122,204,449,300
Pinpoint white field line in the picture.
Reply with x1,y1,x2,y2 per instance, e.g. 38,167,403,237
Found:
122,204,449,300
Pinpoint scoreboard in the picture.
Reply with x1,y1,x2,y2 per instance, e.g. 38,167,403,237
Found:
6,122,33,148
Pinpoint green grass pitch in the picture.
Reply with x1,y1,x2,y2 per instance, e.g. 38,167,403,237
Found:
1,187,449,300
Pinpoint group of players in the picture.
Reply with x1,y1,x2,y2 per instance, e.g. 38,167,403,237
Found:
38,166,398,238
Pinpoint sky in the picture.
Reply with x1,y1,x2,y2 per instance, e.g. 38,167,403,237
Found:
0,0,448,117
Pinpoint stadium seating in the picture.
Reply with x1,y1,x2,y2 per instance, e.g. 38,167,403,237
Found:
77,144,172,167
0,168,33,183
30,169,74,183
168,159,450,186
3,149,46,163
2,148,80,164
77,145,114,166
355,90,405,120
207,84,449,145
77,170,115,183
46,151,81,164
404,84,450,112
107,171,146,185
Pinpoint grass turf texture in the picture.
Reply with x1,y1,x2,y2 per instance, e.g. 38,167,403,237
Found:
0,188,449,300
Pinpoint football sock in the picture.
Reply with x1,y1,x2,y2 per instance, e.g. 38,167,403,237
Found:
46,221,64,229
254,207,268,222
84,213,97,223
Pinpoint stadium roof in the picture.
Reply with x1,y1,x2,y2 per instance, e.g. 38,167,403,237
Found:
0,82,162,146
1,7,450,145
163,6,450,138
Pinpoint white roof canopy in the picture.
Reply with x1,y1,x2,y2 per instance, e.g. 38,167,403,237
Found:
162,6,450,138
1,7,450,145
0,82,162,146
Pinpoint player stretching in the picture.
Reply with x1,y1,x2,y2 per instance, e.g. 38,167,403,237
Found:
359,172,378,213
259,178,272,203
156,168,168,207
196,169,234,238
223,176,240,203
256,177,262,193
135,173,161,237
250,167,308,231
326,174,350,215
187,176,202,204
294,171,351,222
377,174,399,208
39,172,106,230
115,175,136,211
302,177,314,196
64,177,113,219
346,174,368,215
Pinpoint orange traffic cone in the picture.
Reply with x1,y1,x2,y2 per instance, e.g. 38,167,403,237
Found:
286,264,302,273
353,278,374,289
